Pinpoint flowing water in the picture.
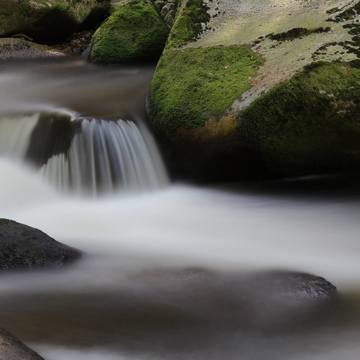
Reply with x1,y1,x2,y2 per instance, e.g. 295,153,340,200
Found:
0,59,360,359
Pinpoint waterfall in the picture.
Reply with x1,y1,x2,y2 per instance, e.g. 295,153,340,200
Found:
40,117,168,194
0,112,168,195
0,114,39,158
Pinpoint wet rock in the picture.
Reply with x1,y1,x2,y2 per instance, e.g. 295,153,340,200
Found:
135,267,338,329
0,38,64,60
0,329,44,360
238,271,338,327
0,268,338,348
0,219,81,271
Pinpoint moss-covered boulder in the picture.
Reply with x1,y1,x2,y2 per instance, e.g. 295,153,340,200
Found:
0,0,111,44
151,46,262,139
89,0,168,64
239,62,360,175
149,0,360,180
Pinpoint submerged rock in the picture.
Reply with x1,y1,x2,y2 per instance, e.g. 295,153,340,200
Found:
0,219,80,271
89,0,168,64
0,0,111,44
133,267,338,330
149,0,360,180
0,329,44,360
0,267,338,348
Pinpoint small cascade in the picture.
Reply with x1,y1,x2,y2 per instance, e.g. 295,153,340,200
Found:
40,118,168,194
0,112,168,195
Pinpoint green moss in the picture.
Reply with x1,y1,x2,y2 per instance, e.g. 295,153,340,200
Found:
90,0,168,64
150,46,262,135
166,0,210,48
240,62,360,173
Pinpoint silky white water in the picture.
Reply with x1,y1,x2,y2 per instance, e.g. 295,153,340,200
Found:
0,112,168,194
40,117,168,193
1,158,360,288
0,59,360,360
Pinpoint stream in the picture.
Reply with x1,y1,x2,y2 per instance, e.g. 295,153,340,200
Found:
1,58,360,360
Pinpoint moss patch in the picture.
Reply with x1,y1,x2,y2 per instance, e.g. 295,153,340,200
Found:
166,0,210,48
150,45,262,137
90,0,168,64
239,62,360,173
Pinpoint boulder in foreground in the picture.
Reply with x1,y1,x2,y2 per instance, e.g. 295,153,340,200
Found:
0,219,80,271
0,328,44,360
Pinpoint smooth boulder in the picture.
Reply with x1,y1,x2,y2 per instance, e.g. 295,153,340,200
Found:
90,0,168,64
134,268,338,329
0,219,80,271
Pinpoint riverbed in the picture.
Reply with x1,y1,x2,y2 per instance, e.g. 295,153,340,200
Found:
0,59,360,360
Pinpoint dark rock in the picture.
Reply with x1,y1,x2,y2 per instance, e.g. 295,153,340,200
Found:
0,328,44,359
0,0,111,44
0,219,81,271
26,112,79,168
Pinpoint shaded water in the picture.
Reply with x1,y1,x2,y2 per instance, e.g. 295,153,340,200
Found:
0,59,360,359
